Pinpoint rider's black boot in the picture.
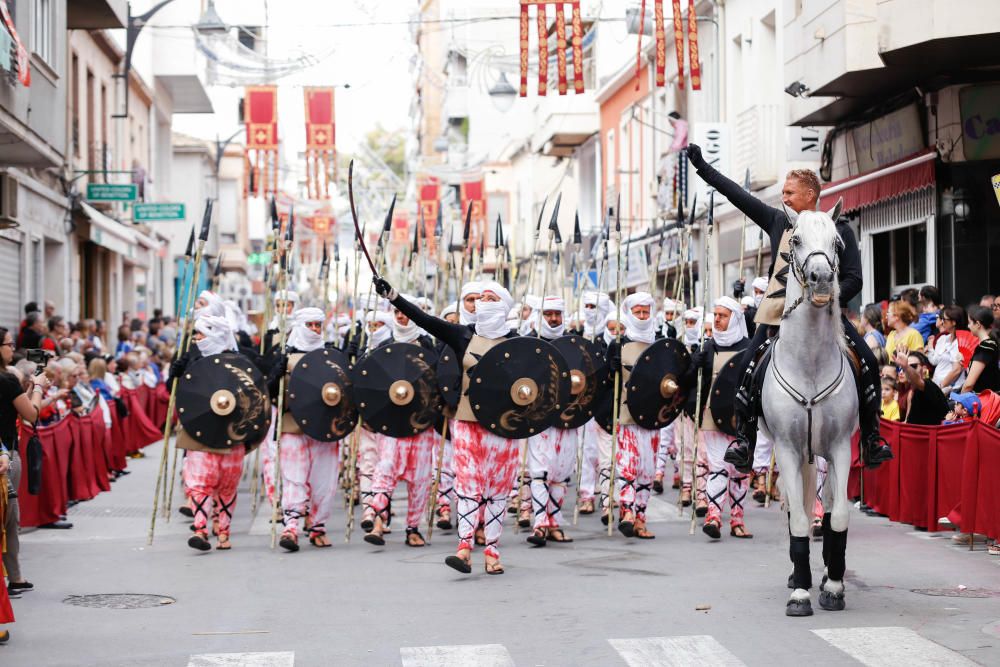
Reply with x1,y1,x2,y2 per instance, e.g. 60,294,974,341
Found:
859,375,893,468
724,415,758,475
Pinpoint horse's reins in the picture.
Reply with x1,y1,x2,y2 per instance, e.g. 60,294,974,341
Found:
781,232,840,320
770,340,848,464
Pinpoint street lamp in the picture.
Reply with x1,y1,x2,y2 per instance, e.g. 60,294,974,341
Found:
113,0,230,119
488,72,518,113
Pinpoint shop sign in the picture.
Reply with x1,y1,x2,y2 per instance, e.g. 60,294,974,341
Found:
87,183,137,202
960,84,1000,161
133,203,185,221
851,104,924,173
787,126,825,162
691,122,729,205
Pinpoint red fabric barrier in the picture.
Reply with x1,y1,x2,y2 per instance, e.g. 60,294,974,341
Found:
67,416,100,502
17,419,73,527
88,412,112,493
120,387,163,452
109,407,128,470
960,422,1000,541
151,383,170,428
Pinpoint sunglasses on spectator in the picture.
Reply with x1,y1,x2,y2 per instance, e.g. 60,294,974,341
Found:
908,363,921,369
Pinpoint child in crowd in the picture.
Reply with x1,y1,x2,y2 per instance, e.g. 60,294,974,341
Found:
881,377,900,421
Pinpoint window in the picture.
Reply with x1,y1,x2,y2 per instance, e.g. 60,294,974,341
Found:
71,53,79,157
32,0,54,66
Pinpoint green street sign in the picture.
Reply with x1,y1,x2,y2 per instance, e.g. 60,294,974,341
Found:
247,252,272,265
87,183,137,202
133,202,186,221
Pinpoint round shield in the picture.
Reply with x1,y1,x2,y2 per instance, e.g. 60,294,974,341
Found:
549,335,610,429
624,337,691,430
352,343,442,438
436,346,461,409
177,352,272,449
287,348,358,441
467,337,571,440
709,353,742,435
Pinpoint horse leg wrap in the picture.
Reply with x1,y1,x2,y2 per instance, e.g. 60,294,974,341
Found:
821,512,832,567
789,535,812,590
826,527,848,582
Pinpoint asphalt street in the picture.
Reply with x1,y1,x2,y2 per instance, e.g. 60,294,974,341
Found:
4,439,1000,667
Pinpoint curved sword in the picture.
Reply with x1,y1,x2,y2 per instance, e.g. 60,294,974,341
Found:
348,160,379,277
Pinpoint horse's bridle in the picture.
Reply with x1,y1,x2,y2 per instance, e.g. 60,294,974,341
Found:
781,227,841,320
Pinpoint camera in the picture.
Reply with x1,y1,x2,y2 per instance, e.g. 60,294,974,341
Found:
24,348,53,374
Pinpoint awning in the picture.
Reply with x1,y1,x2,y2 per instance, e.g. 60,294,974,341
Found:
819,150,936,212
78,202,137,258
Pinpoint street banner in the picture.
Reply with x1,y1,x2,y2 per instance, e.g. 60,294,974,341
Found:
654,0,666,86
687,0,701,90
671,0,684,89
304,87,336,200
518,1,585,97
417,176,440,253
460,179,487,249
244,85,279,198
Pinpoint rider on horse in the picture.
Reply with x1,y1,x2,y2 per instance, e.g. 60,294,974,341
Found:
685,145,893,473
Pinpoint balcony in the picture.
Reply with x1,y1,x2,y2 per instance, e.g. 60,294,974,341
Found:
731,104,781,189
68,0,126,29
530,91,599,157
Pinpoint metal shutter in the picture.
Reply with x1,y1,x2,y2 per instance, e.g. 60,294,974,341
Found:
0,238,21,332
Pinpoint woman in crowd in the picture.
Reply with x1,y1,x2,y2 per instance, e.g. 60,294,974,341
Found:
861,304,888,366
885,300,924,360
926,305,967,396
961,306,1000,393
0,326,52,644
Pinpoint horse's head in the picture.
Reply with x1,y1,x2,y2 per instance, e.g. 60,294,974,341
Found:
784,199,845,309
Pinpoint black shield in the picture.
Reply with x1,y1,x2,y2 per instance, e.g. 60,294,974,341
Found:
549,335,609,429
436,346,462,409
624,337,691,430
709,353,742,435
467,337,571,439
352,343,442,438
287,348,359,441
177,352,272,449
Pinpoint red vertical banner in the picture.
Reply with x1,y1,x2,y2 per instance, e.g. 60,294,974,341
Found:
687,0,701,90
536,3,548,96
555,4,568,95
519,2,530,97
303,87,336,200
671,0,685,89
571,2,585,93
460,179,487,249
417,176,440,254
654,0,666,86
244,85,279,198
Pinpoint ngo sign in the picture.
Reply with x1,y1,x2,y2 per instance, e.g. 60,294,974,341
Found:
960,84,1000,161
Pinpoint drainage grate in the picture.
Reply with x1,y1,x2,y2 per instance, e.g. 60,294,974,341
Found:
911,588,1000,598
63,594,176,609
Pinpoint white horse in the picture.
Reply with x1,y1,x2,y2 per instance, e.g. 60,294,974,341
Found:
760,200,857,617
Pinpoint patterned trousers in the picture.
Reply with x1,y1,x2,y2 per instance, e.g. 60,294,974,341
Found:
260,407,278,503
578,420,602,501
702,430,749,526
657,421,677,476
617,424,659,521
186,446,245,537
280,434,339,538
452,420,518,559
527,427,577,529
371,430,435,530
435,422,456,511
357,429,378,522
678,415,708,502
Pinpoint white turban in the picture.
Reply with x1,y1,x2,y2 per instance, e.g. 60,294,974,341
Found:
682,308,702,346
475,281,513,339
741,295,755,308
194,315,236,357
366,311,393,349
440,302,458,319
392,297,424,343
752,275,769,307
539,295,566,340
287,307,325,352
622,292,657,344
459,281,482,325
712,296,748,347
194,290,225,320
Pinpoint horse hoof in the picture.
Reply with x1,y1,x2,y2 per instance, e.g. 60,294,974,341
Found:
819,590,845,611
786,598,814,617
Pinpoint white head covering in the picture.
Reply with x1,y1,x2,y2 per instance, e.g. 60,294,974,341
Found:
474,281,514,339
741,295,755,309
459,281,482,326
682,308,702,346
194,290,225,320
366,311,393,349
712,296,748,347
440,302,458,319
287,307,325,352
752,276,768,308
268,290,300,329
222,300,243,335
622,292,656,344
391,297,423,343
194,315,236,356
414,296,434,313
539,295,566,340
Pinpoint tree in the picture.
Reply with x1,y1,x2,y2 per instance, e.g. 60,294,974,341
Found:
363,124,406,181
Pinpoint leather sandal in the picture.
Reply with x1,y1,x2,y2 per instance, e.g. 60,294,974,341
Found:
279,531,299,552
187,530,211,552
730,524,753,539
517,506,532,528
445,548,472,574
309,533,333,548
633,522,655,540
679,487,692,507
702,518,722,540
618,509,636,537
484,554,505,575
578,498,595,514
216,533,232,550
526,527,547,547
364,517,386,546
546,527,573,543
405,529,426,547
435,506,453,530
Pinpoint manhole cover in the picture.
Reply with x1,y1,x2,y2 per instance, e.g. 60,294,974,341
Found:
63,594,175,609
912,588,1000,598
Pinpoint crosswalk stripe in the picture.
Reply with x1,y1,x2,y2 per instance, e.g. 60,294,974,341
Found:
400,644,515,667
643,496,690,523
812,627,976,666
186,652,295,667
608,636,745,666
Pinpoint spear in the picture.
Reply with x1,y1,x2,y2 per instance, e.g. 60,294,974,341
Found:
607,195,624,536
148,199,212,544
690,191,714,535
259,198,281,354
210,252,224,291
320,242,330,340
175,226,195,322
736,169,751,295
514,196,548,335
269,209,296,548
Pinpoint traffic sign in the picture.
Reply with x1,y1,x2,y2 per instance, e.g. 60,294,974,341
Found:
133,202,185,221
87,183,137,202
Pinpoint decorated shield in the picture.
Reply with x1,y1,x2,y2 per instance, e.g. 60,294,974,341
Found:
467,337,571,439
624,337,691,430
352,343,442,438
708,353,742,435
549,335,609,429
177,352,271,449
287,348,358,441
436,346,462,409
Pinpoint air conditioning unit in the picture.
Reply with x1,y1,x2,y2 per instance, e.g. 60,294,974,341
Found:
0,174,19,229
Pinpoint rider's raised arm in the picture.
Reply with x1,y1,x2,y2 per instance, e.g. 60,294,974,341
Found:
688,145,781,235
835,222,863,307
